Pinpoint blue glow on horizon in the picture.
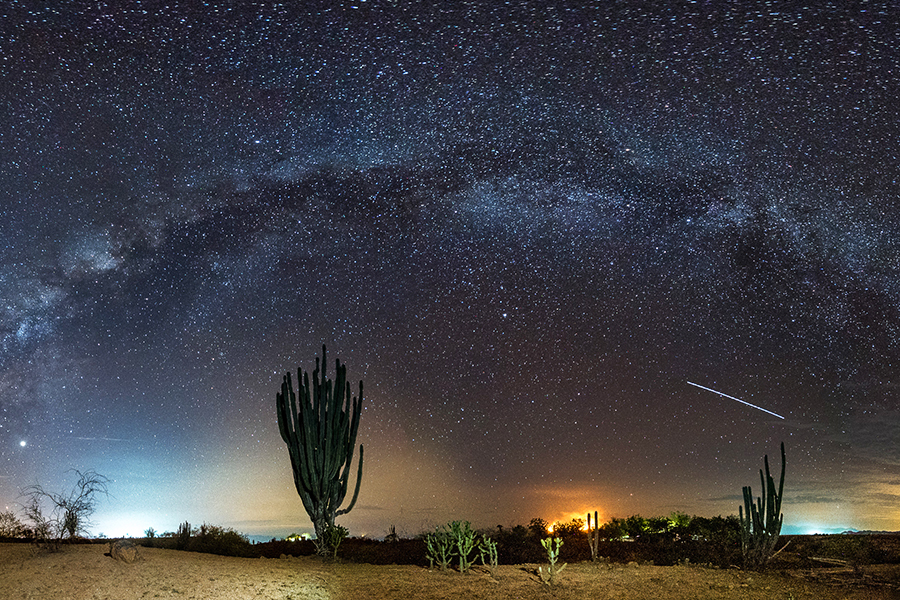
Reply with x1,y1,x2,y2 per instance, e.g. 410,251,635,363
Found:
783,524,858,535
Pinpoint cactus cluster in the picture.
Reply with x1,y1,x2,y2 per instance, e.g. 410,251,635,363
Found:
425,520,497,575
276,346,364,555
738,442,785,570
479,535,499,577
424,523,456,571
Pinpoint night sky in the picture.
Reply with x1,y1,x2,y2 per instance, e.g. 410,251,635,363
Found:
2,2,899,540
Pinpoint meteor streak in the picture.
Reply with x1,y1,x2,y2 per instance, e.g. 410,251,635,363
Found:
687,381,785,419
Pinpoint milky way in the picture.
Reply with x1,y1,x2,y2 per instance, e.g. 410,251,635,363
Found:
1,2,899,537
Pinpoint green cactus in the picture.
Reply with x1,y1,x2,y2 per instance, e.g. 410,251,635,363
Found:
478,534,499,577
450,520,479,573
539,536,567,585
738,442,786,570
322,523,348,560
276,346,364,556
424,523,455,571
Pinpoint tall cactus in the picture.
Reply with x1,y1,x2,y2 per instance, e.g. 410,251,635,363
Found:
586,511,600,561
738,442,785,570
276,346,364,554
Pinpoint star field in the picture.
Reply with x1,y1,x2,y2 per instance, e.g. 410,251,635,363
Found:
1,2,899,538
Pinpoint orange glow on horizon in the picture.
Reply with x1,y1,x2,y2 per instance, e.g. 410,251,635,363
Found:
546,509,601,533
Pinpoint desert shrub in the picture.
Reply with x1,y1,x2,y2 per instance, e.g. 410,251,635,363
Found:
667,511,692,532
623,515,650,540
597,517,627,541
142,527,156,548
529,518,549,538
686,515,741,545
0,510,27,538
550,519,592,562
494,524,544,564
189,523,254,557
21,469,110,549
551,518,584,538
175,521,191,550
321,523,348,559
648,516,673,536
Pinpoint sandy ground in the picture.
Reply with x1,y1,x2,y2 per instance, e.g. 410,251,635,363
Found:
1,542,898,600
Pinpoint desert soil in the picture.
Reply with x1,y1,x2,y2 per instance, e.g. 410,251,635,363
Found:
1,543,898,600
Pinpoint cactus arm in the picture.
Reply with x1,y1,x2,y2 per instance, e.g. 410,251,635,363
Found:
775,442,786,533
336,445,364,516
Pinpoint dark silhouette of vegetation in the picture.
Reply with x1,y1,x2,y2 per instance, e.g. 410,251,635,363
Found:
384,524,399,543
276,345,364,556
423,520,489,573
20,469,110,550
124,513,900,572
175,521,191,550
244,529,900,570
141,522,254,557
587,511,600,561
143,527,156,547
529,518,549,538
0,509,28,538
739,442,786,570
190,523,255,557
492,523,545,564
481,514,742,567
322,523,349,559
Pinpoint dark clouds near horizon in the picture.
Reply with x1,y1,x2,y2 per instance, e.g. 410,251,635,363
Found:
2,2,900,533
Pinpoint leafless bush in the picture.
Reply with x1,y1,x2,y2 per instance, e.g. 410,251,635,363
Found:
21,469,110,550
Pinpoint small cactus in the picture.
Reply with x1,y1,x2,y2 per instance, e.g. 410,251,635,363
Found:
539,536,567,585
478,535,499,577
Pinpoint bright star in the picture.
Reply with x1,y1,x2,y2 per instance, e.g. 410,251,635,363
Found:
19,440,27,447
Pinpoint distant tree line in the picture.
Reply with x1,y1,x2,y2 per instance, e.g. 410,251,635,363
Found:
482,513,742,565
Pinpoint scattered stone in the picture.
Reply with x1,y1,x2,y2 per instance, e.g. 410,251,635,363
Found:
109,539,140,563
